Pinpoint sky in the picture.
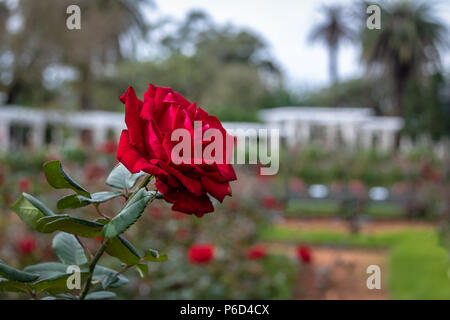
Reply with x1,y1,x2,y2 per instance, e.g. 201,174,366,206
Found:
151,0,450,90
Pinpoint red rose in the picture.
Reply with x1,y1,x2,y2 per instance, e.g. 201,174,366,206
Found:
297,245,312,264
17,236,36,255
247,245,266,260
117,84,236,217
188,244,215,264
18,178,31,193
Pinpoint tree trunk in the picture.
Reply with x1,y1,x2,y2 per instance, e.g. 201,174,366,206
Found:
5,80,24,104
329,43,338,85
393,76,406,117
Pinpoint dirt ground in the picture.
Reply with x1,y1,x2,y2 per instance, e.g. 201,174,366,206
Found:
267,218,436,299
268,243,388,299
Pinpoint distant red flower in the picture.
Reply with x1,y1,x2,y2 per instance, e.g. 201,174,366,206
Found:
94,236,103,243
297,245,312,264
175,228,189,241
247,245,266,260
18,178,31,193
262,196,281,210
100,140,118,154
85,164,105,181
149,207,163,219
188,244,215,264
17,236,36,255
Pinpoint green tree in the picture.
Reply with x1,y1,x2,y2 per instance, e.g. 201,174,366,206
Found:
361,1,448,117
308,4,353,85
3,0,153,108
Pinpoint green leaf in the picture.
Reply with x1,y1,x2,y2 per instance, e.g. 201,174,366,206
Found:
93,266,128,288
33,272,89,294
142,249,168,262
106,163,146,190
135,264,148,278
105,235,142,265
10,193,55,229
103,188,152,238
43,160,90,197
0,260,39,282
78,191,123,205
36,215,104,237
56,194,87,210
24,262,69,281
0,279,28,293
85,291,117,300
57,192,123,211
19,262,89,294
52,233,88,266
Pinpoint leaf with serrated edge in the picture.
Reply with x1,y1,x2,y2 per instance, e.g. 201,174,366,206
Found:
10,193,55,229
103,188,152,238
57,192,122,211
0,260,39,282
36,215,103,237
43,160,90,197
105,235,141,265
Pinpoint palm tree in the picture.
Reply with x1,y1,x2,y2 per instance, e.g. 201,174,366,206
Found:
309,5,353,85
361,1,448,117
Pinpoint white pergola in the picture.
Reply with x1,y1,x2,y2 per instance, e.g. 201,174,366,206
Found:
259,106,404,150
0,105,403,152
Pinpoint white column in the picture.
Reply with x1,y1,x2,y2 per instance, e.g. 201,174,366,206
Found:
93,126,107,146
326,124,337,147
361,130,373,149
299,122,310,144
380,130,395,151
285,120,297,148
0,120,10,152
31,122,46,150
342,125,357,149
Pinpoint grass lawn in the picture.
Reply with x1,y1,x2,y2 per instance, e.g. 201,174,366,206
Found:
286,200,405,219
260,226,450,299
